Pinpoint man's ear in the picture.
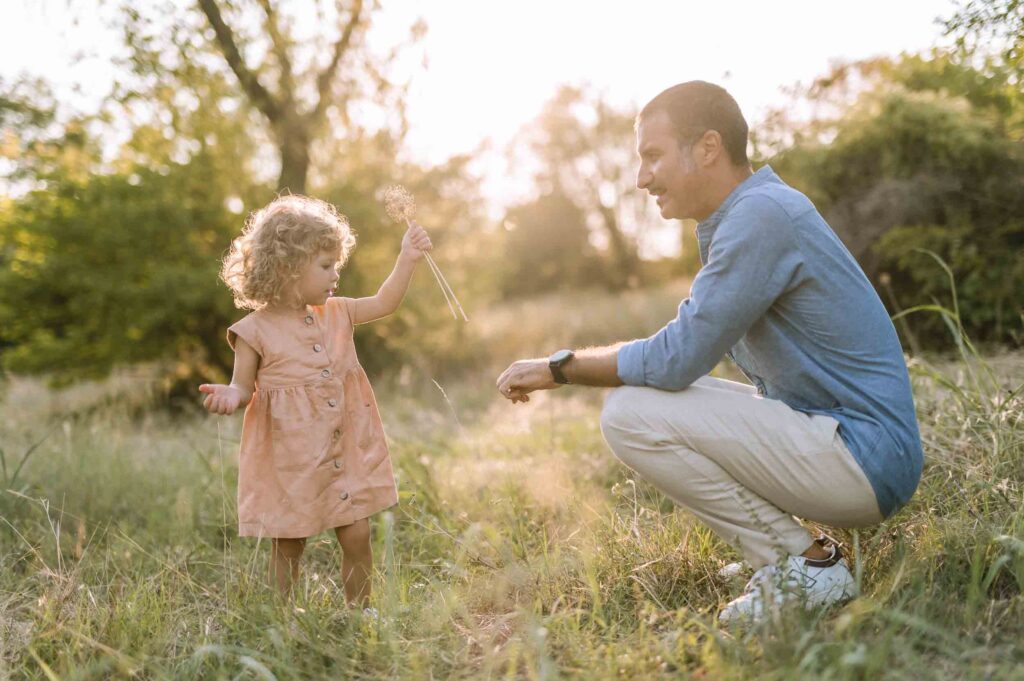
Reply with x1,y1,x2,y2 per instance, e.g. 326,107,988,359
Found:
697,130,724,167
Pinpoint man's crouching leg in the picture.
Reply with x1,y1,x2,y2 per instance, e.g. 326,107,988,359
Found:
600,382,864,624
599,384,813,568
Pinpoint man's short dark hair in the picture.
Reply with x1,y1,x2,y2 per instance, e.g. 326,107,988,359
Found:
639,81,749,166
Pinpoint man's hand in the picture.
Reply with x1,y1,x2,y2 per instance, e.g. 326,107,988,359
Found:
496,358,560,403
198,383,247,415
400,220,433,261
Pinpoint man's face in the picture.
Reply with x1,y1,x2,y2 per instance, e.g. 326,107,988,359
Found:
636,109,704,221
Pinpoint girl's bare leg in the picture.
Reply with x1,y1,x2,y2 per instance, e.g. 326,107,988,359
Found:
270,537,306,596
334,519,372,607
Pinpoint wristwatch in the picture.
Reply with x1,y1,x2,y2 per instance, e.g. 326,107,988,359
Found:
548,349,575,384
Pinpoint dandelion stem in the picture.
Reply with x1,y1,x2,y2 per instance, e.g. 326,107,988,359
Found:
405,218,468,321
425,253,468,322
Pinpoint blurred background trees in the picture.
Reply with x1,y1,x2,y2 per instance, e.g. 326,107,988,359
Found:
1,0,1021,403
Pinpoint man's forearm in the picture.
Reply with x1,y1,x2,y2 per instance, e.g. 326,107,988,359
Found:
563,344,627,387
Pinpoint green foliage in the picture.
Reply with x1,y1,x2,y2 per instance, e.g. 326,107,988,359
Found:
765,51,1024,348
944,0,1024,79
500,191,598,299
0,158,243,390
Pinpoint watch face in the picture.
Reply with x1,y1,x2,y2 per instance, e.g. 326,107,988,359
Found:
550,349,573,364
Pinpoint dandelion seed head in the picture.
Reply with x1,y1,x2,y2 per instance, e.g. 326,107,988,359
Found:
383,184,416,222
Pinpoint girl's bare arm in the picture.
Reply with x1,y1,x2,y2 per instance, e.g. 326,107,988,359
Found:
198,337,259,415
351,222,432,325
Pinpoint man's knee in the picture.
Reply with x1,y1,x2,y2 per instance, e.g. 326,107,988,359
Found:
600,386,653,458
600,386,633,434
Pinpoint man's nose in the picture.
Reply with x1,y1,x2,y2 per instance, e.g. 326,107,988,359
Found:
636,167,651,190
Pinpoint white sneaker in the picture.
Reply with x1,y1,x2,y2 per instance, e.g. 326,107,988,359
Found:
716,561,749,580
718,544,855,625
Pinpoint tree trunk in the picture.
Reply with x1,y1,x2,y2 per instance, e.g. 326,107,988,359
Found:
598,203,639,288
276,119,311,194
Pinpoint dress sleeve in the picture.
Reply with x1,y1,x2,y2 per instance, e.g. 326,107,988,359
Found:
227,314,263,356
327,296,357,334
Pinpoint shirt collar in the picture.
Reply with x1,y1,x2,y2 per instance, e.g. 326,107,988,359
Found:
695,165,780,259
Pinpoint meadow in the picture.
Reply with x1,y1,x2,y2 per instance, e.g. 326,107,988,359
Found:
1,281,1022,680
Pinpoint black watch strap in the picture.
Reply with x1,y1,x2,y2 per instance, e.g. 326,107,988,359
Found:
549,349,575,384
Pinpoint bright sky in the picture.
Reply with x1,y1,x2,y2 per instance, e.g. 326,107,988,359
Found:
2,0,956,210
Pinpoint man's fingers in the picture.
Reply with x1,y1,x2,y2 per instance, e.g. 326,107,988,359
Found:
198,384,215,394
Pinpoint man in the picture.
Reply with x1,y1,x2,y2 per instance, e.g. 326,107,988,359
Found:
495,81,922,623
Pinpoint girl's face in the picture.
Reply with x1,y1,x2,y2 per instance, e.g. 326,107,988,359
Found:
293,250,341,307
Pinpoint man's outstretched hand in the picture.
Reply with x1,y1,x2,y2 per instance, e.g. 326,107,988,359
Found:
496,359,559,403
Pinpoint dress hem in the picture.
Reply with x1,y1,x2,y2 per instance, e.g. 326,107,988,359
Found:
237,498,398,539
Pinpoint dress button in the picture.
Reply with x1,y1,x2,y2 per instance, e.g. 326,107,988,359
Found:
328,398,337,407
305,315,314,325
321,369,330,378
339,491,349,501
313,344,322,352
333,459,342,469
332,428,341,440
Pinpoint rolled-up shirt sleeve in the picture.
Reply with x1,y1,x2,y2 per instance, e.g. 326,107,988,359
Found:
616,194,804,390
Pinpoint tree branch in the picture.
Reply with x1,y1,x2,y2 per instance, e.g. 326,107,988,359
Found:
197,0,281,122
256,0,295,104
310,0,364,123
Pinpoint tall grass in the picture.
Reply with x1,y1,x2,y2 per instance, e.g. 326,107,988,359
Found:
1,277,1022,679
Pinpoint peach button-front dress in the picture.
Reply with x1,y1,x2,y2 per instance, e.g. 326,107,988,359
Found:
227,297,397,538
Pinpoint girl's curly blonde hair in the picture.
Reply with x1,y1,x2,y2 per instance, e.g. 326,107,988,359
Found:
221,195,357,310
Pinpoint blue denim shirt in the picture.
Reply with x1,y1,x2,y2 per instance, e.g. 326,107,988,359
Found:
617,166,922,517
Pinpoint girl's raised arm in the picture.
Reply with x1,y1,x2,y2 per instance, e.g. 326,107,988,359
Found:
351,221,432,325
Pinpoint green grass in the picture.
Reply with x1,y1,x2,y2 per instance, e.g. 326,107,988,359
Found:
1,282,1022,679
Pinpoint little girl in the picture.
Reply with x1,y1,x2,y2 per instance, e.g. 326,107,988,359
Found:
198,194,432,606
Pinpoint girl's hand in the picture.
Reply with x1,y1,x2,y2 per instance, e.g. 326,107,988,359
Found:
198,383,245,415
400,221,433,261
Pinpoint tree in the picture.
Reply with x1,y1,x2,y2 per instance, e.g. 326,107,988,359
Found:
0,76,98,190
500,190,595,298
113,0,417,195
198,0,357,193
513,86,661,289
944,0,1024,78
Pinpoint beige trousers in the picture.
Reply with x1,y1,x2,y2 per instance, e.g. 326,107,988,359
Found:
600,377,883,568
